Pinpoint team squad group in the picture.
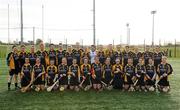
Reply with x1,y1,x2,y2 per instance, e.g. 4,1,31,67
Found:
6,42,173,93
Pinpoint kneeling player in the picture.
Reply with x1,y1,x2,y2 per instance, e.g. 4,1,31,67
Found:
102,57,113,90
31,57,46,92
68,58,81,91
46,60,58,91
80,57,92,91
58,57,69,91
20,58,32,92
112,58,124,90
157,56,173,92
124,58,135,91
135,58,146,91
91,56,103,91
145,58,156,91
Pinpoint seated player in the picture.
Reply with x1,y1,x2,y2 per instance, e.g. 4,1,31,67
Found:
124,58,135,91
157,56,173,92
68,58,81,91
46,60,58,91
80,57,92,91
135,58,146,91
91,56,103,91
31,57,46,92
20,57,32,92
112,58,124,90
6,45,20,90
145,58,156,91
102,57,113,90
58,57,69,91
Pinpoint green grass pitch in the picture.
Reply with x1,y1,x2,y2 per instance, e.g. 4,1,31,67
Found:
0,58,180,110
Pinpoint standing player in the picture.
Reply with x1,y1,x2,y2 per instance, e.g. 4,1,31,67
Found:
68,58,81,91
20,57,32,92
36,42,48,68
91,56,103,91
6,45,20,90
145,58,156,91
112,58,124,89
97,45,106,65
122,46,131,67
106,44,115,65
28,45,37,67
132,48,142,67
66,46,73,66
56,43,66,66
19,45,27,71
157,56,173,92
124,58,135,91
135,58,146,91
143,47,153,66
48,44,57,66
31,57,46,92
73,42,82,66
90,45,97,64
154,46,164,69
58,57,69,91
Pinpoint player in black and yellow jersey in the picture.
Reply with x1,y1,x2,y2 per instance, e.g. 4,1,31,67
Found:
68,58,81,91
154,46,164,69
135,58,146,91
91,56,103,91
143,47,153,66
112,58,124,89
56,43,66,66
46,60,58,89
28,45,37,67
48,44,57,66
19,45,27,70
132,48,142,67
80,57,92,91
72,42,82,66
102,57,113,87
20,57,32,92
145,58,156,91
106,44,115,65
31,57,46,92
81,47,90,64
58,57,69,90
122,46,131,67
124,58,135,91
66,46,73,66
6,45,20,90
97,45,106,65
157,56,173,92
36,42,48,68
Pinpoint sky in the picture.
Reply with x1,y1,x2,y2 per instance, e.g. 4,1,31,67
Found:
0,0,180,45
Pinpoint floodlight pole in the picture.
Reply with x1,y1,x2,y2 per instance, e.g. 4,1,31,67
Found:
20,0,23,44
151,10,156,50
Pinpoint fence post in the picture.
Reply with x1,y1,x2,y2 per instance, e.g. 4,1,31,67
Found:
174,39,176,58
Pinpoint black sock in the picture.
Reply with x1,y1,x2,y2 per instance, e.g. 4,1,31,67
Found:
8,82,11,88
15,83,18,87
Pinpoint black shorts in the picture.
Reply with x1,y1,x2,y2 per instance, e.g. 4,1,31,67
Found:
34,77,45,85
92,77,101,84
9,69,19,76
145,79,155,86
124,76,133,85
21,77,31,87
158,78,169,86
102,77,112,84
59,76,68,85
136,76,145,86
69,76,79,86
113,74,123,89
